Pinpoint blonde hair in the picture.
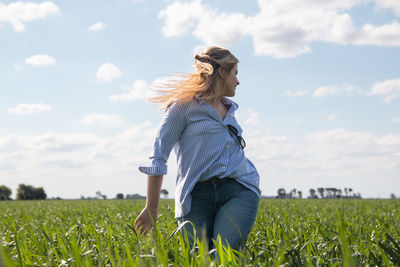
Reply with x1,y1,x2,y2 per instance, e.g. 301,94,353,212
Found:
149,46,239,109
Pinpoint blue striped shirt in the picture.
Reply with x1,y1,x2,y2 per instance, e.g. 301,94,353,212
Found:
139,97,260,218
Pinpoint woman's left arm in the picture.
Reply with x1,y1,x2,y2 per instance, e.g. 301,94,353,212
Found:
134,175,163,235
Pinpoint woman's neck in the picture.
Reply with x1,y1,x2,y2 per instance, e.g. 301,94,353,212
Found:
207,97,229,120
207,97,223,108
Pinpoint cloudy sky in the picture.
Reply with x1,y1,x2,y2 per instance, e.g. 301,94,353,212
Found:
1,0,399,199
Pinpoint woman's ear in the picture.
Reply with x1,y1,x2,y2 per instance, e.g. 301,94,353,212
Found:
218,66,227,79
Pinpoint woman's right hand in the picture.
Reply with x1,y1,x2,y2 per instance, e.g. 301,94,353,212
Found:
134,206,158,235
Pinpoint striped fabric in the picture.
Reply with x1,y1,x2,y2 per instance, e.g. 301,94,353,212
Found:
139,97,261,218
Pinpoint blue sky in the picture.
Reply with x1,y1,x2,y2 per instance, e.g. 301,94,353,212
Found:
1,0,399,199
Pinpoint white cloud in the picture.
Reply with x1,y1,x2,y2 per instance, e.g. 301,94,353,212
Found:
374,0,400,16
159,0,400,58
96,63,123,82
158,0,205,37
151,76,184,89
327,114,337,120
110,77,177,102
29,132,98,152
0,135,20,152
313,83,358,98
159,0,249,48
0,1,60,32
378,134,400,146
0,122,159,199
294,117,303,124
1,123,400,199
286,79,399,101
110,80,149,101
285,90,310,97
81,113,125,128
353,21,400,46
247,128,400,197
369,78,400,103
7,103,52,115
89,21,106,31
193,12,249,48
306,130,400,170
393,117,400,123
25,54,56,67
13,63,22,71
236,108,261,127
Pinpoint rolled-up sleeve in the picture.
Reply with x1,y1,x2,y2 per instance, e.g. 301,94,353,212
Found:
138,103,187,176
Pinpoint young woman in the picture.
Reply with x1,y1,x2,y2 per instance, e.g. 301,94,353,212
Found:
134,46,260,250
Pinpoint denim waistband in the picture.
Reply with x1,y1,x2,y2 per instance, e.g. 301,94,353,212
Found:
198,176,235,184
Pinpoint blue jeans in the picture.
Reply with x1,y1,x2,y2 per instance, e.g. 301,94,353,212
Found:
177,177,259,251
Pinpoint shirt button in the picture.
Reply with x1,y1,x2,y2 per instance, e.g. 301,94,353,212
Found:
225,145,230,149
222,166,226,170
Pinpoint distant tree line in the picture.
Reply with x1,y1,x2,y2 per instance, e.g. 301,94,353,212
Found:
80,189,172,200
112,189,169,200
275,187,362,199
109,189,168,200
0,185,12,200
2,184,397,200
0,184,47,200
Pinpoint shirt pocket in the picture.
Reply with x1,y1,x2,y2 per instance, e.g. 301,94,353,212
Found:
184,118,224,139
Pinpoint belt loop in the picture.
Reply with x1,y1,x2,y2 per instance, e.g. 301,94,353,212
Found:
211,178,216,187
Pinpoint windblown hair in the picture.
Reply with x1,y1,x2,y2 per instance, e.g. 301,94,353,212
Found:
149,46,239,109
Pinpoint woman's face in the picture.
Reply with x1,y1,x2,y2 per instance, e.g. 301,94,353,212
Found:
221,64,240,97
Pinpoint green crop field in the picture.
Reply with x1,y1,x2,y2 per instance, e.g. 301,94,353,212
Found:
1,199,399,266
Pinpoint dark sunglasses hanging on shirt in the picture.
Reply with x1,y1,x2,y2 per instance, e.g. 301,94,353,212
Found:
227,124,246,149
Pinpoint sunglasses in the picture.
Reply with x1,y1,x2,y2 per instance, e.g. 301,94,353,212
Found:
227,125,246,149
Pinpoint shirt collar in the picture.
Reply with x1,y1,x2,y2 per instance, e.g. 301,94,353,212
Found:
195,96,239,112
221,97,239,112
